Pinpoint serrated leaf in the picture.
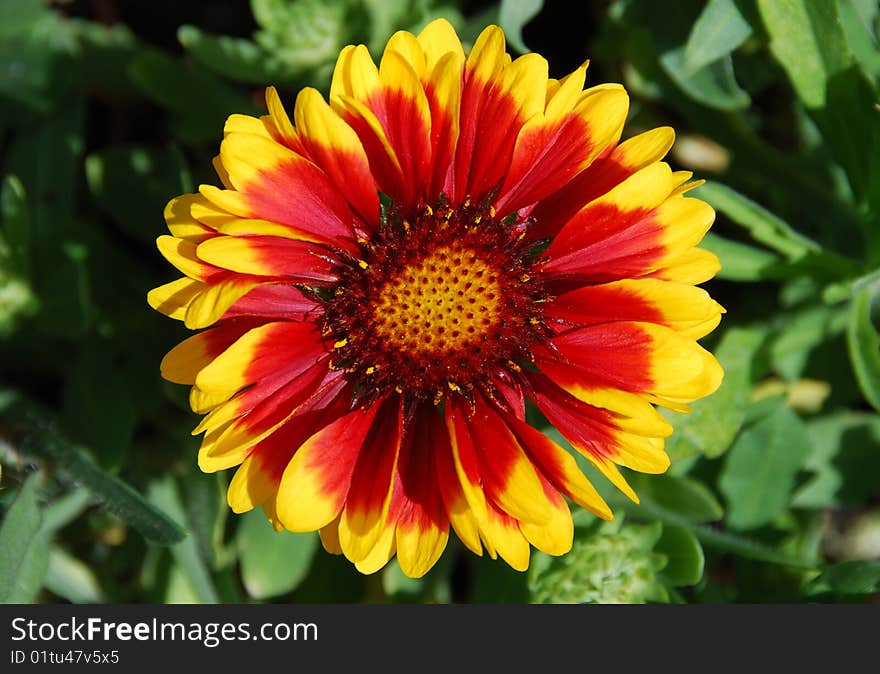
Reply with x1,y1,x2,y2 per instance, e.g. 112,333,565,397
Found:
793,412,880,508
683,0,753,74
719,403,813,530
529,520,667,604
656,525,704,586
846,284,880,411
0,472,47,602
499,0,543,54
178,26,291,85
663,326,765,460
237,509,317,600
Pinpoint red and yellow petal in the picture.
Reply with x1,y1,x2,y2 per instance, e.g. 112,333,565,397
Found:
275,401,381,532
394,407,450,578
530,126,676,240
495,81,629,216
547,278,725,339
544,163,715,283
339,396,405,563
540,321,722,413
292,87,379,228
217,132,359,247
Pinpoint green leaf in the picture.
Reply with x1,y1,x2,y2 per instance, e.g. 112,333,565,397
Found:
656,525,705,586
839,0,880,76
718,403,814,530
663,326,765,460
701,232,783,282
237,509,317,600
846,284,880,411
178,27,291,85
498,0,543,53
148,477,219,604
757,0,852,108
0,472,48,602
630,474,724,523
694,181,821,260
809,560,880,595
4,396,186,545
770,305,841,381
620,495,817,568
44,546,105,603
660,49,750,111
683,0,753,74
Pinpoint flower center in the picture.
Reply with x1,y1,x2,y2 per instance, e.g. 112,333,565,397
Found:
371,243,502,355
321,199,549,404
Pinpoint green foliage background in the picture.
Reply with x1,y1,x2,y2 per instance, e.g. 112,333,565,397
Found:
1,0,879,604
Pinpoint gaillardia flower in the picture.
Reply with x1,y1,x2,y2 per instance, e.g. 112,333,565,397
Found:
149,19,724,578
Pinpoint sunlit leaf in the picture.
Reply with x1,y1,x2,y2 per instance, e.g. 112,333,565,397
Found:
719,403,813,530
683,0,753,74
656,525,704,586
238,509,317,600
0,472,47,602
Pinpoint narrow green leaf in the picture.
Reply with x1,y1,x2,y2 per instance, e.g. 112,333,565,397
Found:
148,477,219,604
237,509,317,600
719,404,813,530
656,525,705,586
694,181,821,259
620,497,816,569
683,0,753,74
663,326,765,460
701,232,783,281
758,0,852,108
498,0,543,53
4,397,186,545
0,472,46,602
846,284,880,411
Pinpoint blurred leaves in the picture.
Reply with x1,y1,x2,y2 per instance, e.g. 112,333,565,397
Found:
498,0,543,53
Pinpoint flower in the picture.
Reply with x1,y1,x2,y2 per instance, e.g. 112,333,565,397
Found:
148,19,724,578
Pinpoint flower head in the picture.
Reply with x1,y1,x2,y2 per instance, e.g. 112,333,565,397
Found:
149,19,724,578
